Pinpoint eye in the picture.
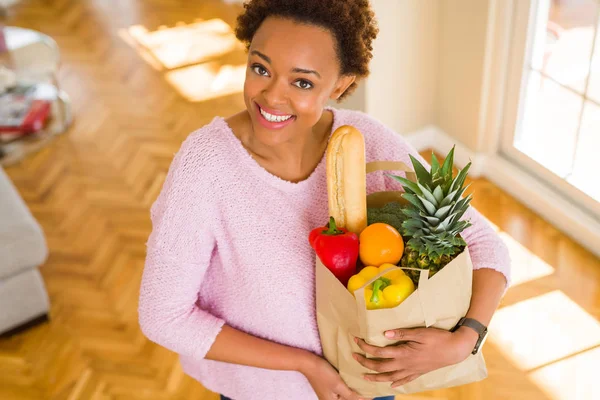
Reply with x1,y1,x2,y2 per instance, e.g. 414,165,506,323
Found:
294,79,314,90
252,64,269,77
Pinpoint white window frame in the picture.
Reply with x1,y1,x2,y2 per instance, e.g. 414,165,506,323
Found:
499,0,600,220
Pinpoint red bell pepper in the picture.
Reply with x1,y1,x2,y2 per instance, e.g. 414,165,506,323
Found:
309,216,359,286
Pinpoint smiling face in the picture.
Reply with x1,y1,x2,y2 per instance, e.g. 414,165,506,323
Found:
243,17,355,146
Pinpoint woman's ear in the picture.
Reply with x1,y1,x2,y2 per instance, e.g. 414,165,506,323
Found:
330,74,356,100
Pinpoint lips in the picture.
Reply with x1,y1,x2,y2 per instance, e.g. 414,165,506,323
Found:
255,102,296,130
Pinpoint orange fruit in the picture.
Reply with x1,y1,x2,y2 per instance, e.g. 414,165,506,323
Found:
359,223,404,267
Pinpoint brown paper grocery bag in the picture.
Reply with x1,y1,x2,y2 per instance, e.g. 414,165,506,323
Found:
315,160,487,397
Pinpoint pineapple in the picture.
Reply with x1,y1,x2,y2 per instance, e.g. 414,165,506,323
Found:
388,146,473,286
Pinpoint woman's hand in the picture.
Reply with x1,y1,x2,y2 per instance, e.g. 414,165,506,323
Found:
301,354,370,400
352,327,478,388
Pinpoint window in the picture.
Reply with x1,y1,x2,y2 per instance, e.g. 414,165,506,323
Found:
502,0,600,219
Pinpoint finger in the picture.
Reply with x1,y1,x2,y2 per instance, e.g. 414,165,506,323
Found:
383,328,426,342
364,369,408,383
336,382,370,400
391,373,421,388
354,338,400,359
353,353,398,373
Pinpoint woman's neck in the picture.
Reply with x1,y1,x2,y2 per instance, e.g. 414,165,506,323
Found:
230,109,334,182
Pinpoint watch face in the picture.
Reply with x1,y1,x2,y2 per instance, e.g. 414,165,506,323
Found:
474,330,489,354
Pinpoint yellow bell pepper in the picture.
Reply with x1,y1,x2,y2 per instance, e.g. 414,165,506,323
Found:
346,266,379,294
347,264,415,310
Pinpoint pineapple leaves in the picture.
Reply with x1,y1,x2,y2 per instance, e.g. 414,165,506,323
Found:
450,194,473,221
457,164,471,187
409,154,432,187
430,152,440,174
393,147,474,264
417,195,437,215
440,146,455,177
440,190,457,207
435,214,454,232
407,237,426,254
446,162,470,194
402,193,426,212
423,239,439,257
433,185,444,204
418,183,439,206
455,185,469,202
434,204,452,220
403,219,425,233
424,215,440,226
402,208,422,219
386,174,422,195
448,235,467,247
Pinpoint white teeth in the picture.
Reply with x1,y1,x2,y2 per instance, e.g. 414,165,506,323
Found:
260,107,292,123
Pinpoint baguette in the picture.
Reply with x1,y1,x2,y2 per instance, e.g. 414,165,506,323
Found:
326,125,367,235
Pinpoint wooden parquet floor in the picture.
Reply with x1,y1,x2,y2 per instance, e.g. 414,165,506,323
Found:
1,1,599,399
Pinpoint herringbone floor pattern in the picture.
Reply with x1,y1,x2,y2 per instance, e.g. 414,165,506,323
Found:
1,1,599,399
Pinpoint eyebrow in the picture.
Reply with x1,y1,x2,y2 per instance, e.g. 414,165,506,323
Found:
251,50,271,64
292,67,321,79
250,50,322,79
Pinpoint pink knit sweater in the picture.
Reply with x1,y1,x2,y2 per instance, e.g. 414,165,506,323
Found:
138,107,511,400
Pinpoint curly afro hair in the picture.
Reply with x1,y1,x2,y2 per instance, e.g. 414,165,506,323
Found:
235,0,379,101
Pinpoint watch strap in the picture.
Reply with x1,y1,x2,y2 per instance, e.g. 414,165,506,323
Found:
457,317,487,336
451,317,488,354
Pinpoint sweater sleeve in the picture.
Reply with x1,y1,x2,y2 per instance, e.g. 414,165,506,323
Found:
357,113,512,289
138,135,225,360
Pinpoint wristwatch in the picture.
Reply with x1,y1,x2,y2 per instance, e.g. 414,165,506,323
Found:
451,317,488,355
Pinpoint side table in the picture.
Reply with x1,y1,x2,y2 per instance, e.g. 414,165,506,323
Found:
0,26,72,165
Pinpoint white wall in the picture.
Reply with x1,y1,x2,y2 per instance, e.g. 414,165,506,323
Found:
341,0,439,135
437,0,492,151
366,0,439,134
343,0,494,152
336,81,366,112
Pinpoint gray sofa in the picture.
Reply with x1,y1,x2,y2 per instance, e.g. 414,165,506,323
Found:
0,165,50,335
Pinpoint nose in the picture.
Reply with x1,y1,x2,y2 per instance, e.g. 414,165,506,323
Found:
263,78,288,107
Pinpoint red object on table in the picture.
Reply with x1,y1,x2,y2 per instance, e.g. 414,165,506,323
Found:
0,99,51,136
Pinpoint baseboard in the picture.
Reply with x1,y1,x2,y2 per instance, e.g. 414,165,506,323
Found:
403,126,600,259
404,125,437,153
404,126,487,177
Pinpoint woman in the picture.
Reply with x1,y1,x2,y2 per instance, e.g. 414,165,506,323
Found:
138,1,511,399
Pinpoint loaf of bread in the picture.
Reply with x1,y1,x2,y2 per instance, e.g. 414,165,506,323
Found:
326,125,367,235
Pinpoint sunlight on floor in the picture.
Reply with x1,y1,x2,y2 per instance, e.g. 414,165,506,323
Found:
127,19,243,70
498,232,554,286
120,19,247,102
529,346,600,400
492,221,600,399
165,62,246,102
465,211,599,399
489,290,600,371
117,28,164,70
